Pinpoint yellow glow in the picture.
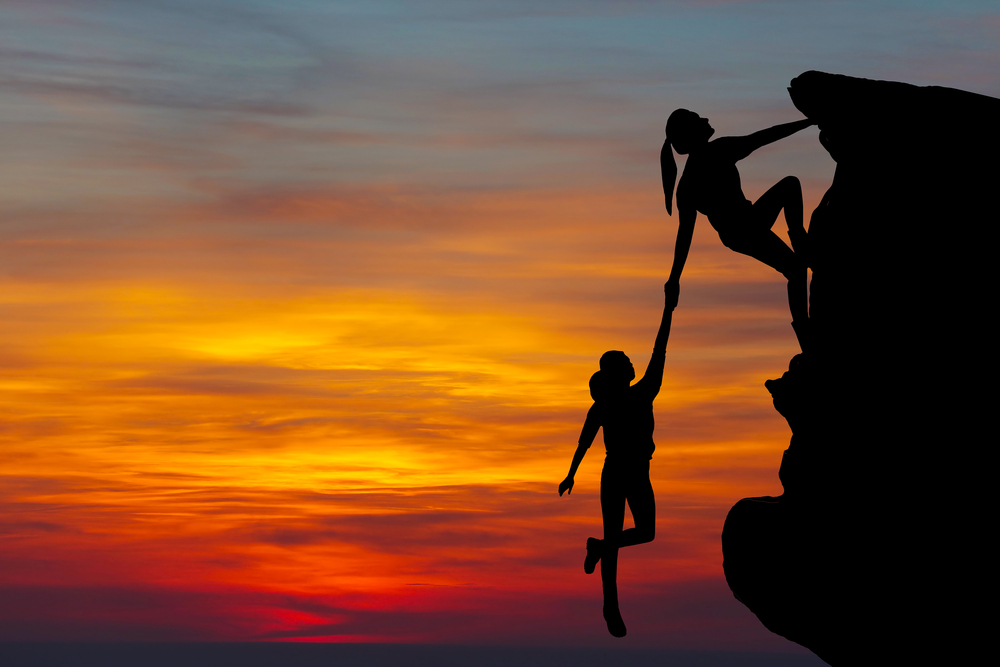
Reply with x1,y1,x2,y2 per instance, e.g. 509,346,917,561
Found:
0,188,798,639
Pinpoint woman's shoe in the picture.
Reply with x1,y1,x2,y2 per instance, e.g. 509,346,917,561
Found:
603,605,627,638
584,537,602,574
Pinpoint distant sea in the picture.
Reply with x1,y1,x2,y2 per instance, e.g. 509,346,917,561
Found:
1,643,827,667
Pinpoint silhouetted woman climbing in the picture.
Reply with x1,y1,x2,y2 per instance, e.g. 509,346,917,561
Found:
558,282,676,638
661,109,814,350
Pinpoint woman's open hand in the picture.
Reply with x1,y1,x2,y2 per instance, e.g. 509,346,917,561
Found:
558,476,574,496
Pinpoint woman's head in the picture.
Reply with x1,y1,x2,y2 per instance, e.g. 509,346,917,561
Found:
666,108,713,155
599,350,635,388
661,108,712,216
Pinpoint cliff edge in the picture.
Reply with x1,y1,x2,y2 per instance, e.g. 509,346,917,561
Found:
721,72,998,665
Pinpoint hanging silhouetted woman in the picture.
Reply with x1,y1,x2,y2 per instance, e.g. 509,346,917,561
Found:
559,282,676,638
661,109,814,350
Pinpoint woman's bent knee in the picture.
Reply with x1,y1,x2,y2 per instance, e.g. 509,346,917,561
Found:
780,175,801,190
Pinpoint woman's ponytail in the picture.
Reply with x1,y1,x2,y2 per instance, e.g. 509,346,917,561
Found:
660,135,677,215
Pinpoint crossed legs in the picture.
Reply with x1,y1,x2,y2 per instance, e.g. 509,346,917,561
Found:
589,461,655,637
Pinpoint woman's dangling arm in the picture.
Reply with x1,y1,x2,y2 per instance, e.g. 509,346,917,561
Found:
666,203,696,303
559,404,599,496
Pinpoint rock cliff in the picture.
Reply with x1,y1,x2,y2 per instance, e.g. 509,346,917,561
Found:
722,72,998,665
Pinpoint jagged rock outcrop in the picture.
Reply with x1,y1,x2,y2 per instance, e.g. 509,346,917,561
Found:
722,72,998,665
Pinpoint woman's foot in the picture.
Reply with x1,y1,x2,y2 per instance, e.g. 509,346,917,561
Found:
584,537,602,574
603,605,627,638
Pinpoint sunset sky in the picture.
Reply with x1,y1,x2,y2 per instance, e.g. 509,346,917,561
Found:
2,0,997,653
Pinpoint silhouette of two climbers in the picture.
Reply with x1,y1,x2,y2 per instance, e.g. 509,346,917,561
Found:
661,109,815,350
557,111,815,638
559,282,676,638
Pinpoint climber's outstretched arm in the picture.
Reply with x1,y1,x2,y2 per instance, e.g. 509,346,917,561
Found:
731,119,815,161
635,283,676,399
666,203,696,299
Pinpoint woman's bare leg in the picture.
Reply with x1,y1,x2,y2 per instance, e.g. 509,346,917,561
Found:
724,176,809,346
601,465,628,636
597,464,655,638
722,228,808,351
620,468,655,549
731,231,807,322
753,175,808,264
587,470,654,563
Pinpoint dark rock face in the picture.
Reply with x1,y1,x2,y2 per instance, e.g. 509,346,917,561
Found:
722,72,998,665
